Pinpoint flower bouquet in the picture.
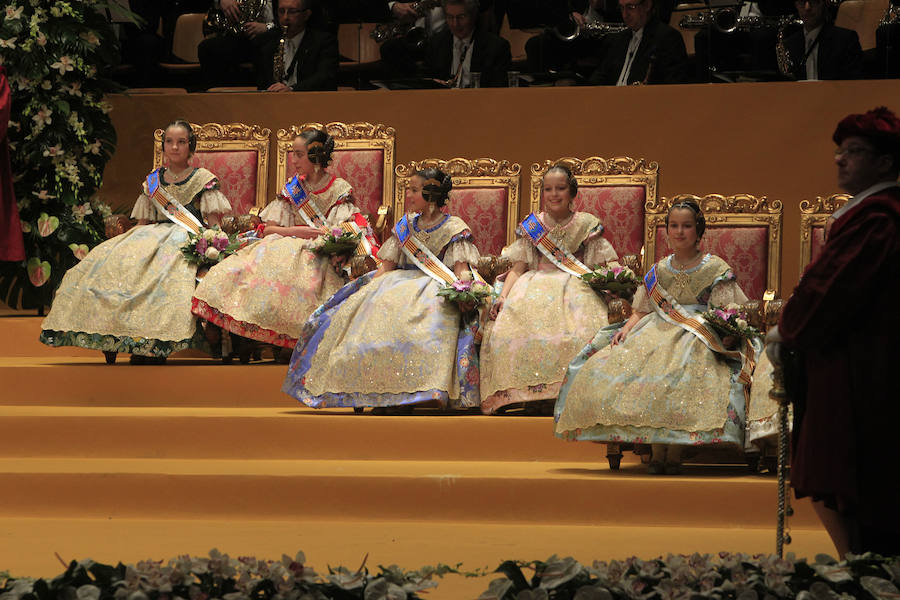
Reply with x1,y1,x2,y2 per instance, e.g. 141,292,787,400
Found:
181,226,241,267
313,227,362,257
702,303,762,342
580,263,639,302
436,271,495,311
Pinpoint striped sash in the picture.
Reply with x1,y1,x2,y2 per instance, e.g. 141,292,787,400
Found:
340,218,382,266
146,169,203,234
643,265,756,386
520,213,590,277
395,214,457,285
282,175,328,229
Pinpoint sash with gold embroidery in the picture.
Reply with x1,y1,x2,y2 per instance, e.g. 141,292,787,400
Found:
146,169,203,234
643,265,756,387
394,214,488,285
282,175,328,229
520,213,591,277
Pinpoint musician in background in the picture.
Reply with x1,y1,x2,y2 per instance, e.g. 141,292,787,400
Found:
256,0,339,91
589,0,687,85
422,0,512,86
523,0,623,75
783,0,862,80
197,0,275,88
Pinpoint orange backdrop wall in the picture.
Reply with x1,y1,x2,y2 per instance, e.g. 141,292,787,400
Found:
104,80,900,294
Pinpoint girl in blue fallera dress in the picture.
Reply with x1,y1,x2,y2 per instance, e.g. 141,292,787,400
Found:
554,200,761,474
282,168,483,410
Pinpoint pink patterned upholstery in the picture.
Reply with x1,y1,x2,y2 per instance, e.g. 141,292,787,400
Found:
447,188,509,256
654,226,769,300
287,149,385,218
192,151,259,216
574,186,646,257
810,226,826,264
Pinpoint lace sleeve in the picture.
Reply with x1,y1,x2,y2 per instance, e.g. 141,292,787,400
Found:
709,280,750,307
631,285,653,314
199,189,233,220
130,193,161,221
377,235,401,263
326,201,361,226
583,235,618,268
259,199,296,227
502,237,537,270
443,239,482,268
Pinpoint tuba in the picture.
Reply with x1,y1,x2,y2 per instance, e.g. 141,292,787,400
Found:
203,0,267,37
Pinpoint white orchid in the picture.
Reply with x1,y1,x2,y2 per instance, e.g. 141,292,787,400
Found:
50,55,75,75
40,80,51,90
5,5,24,20
32,106,52,126
35,32,47,46
63,82,83,96
0,38,17,50
86,140,102,155
42,145,63,158
72,202,93,223
80,31,100,46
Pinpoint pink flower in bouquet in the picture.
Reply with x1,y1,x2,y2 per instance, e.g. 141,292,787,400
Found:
452,280,472,292
612,266,623,276
331,228,343,237
196,238,208,254
714,309,728,320
213,236,229,251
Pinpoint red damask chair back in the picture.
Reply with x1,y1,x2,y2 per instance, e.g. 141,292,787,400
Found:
394,158,521,257
799,194,850,275
530,157,658,270
276,122,395,226
646,194,783,300
153,122,270,216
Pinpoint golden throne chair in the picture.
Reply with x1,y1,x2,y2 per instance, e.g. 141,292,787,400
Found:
153,122,271,218
275,121,396,241
799,193,851,274
394,157,522,261
530,156,659,274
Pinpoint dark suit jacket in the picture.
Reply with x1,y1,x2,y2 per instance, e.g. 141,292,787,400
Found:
422,27,512,87
257,27,339,91
590,17,688,85
784,23,863,81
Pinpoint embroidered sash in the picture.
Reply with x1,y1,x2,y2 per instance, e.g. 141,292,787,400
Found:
395,214,458,285
282,175,328,229
520,213,591,277
643,265,756,386
146,169,203,234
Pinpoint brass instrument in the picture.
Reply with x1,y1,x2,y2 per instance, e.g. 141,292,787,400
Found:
371,0,442,43
881,2,900,26
553,18,628,42
776,18,804,77
680,9,797,34
273,24,287,83
203,0,267,37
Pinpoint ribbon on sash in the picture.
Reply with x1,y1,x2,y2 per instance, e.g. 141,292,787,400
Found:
520,213,591,277
146,169,203,234
340,214,382,266
643,265,756,387
282,175,328,229
394,214,488,285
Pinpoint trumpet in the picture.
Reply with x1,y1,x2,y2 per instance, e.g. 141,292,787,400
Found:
553,18,628,41
679,8,795,34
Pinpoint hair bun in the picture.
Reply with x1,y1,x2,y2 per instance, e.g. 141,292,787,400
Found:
416,167,452,207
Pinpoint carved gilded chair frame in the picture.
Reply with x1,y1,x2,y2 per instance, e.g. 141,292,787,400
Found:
275,122,396,213
798,193,850,274
645,194,784,296
394,158,522,247
530,156,659,272
153,122,271,210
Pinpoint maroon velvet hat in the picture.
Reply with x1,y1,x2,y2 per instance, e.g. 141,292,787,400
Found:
833,107,900,151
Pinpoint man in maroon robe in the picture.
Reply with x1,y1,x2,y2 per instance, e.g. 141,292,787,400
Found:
769,106,900,557
0,65,25,262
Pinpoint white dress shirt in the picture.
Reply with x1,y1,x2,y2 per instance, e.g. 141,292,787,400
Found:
451,33,474,88
803,25,823,81
282,30,305,87
616,28,643,86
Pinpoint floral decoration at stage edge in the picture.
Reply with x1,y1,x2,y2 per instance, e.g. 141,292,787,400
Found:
0,549,459,600
0,0,122,309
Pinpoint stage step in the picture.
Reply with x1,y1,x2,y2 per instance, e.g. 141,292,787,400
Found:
0,457,819,529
